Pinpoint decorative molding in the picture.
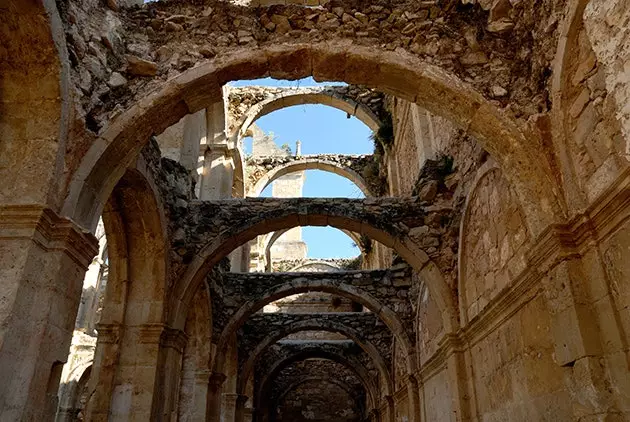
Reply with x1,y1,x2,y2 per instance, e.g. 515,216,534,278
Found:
95,323,123,345
195,369,211,383
0,205,98,269
393,385,408,403
209,372,227,389
137,323,189,352
163,327,189,352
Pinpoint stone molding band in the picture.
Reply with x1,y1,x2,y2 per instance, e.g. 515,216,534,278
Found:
0,205,98,268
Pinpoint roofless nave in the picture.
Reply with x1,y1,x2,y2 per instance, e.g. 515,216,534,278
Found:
2,0,630,421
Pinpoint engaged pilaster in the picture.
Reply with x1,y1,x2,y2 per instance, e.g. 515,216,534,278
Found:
0,205,98,421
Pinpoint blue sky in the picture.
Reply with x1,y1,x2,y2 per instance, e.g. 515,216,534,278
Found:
230,78,373,258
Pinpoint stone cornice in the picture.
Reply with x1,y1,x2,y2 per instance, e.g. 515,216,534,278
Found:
138,323,188,352
0,205,98,269
195,369,211,383
163,327,189,352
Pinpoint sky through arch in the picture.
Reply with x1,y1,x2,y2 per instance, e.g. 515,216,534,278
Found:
232,77,374,259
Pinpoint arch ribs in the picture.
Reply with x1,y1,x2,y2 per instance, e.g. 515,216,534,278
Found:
210,269,414,341
245,154,386,197
237,312,393,372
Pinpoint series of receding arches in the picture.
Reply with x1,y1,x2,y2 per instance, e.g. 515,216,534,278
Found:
5,0,630,420
63,43,559,422
32,10,607,419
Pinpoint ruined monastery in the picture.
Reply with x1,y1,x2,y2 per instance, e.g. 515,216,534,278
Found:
2,0,630,421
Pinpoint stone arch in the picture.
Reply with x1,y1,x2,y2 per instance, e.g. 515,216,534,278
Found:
255,348,378,415
173,202,457,337
457,162,531,325
265,375,368,422
550,0,592,213
238,320,393,398
288,261,341,272
65,43,561,234
99,156,169,323
274,377,364,411
84,155,170,420
230,90,381,143
56,361,93,421
211,279,414,388
250,158,372,197
261,227,362,271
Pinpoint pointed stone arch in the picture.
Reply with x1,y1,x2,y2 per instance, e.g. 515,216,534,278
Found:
65,43,561,235
238,318,394,398
255,347,378,416
85,155,171,421
250,157,373,197
230,89,381,145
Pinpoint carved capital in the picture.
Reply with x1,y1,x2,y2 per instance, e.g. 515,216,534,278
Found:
163,327,189,352
0,205,98,269
137,324,188,352
195,369,211,383
209,372,227,390
95,323,122,344
138,323,165,345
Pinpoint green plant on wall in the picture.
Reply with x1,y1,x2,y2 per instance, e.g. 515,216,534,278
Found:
370,110,394,151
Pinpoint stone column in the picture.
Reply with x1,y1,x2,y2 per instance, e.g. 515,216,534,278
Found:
0,205,98,420
160,328,189,420
233,394,249,422
199,98,232,201
206,372,227,422
193,369,211,422
444,347,472,421
181,109,207,174
199,145,234,201
384,395,395,422
406,375,421,422
84,323,122,421
542,256,618,418
243,406,253,422
221,393,239,422
92,324,186,421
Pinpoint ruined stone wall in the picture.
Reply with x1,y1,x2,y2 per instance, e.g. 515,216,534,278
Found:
460,167,531,322
555,18,627,208
275,379,363,422
264,293,355,314
268,359,365,422
584,0,630,160
392,100,422,197
468,290,569,420
387,90,567,420
55,0,570,196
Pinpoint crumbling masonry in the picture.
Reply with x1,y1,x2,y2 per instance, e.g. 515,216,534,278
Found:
2,0,630,421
